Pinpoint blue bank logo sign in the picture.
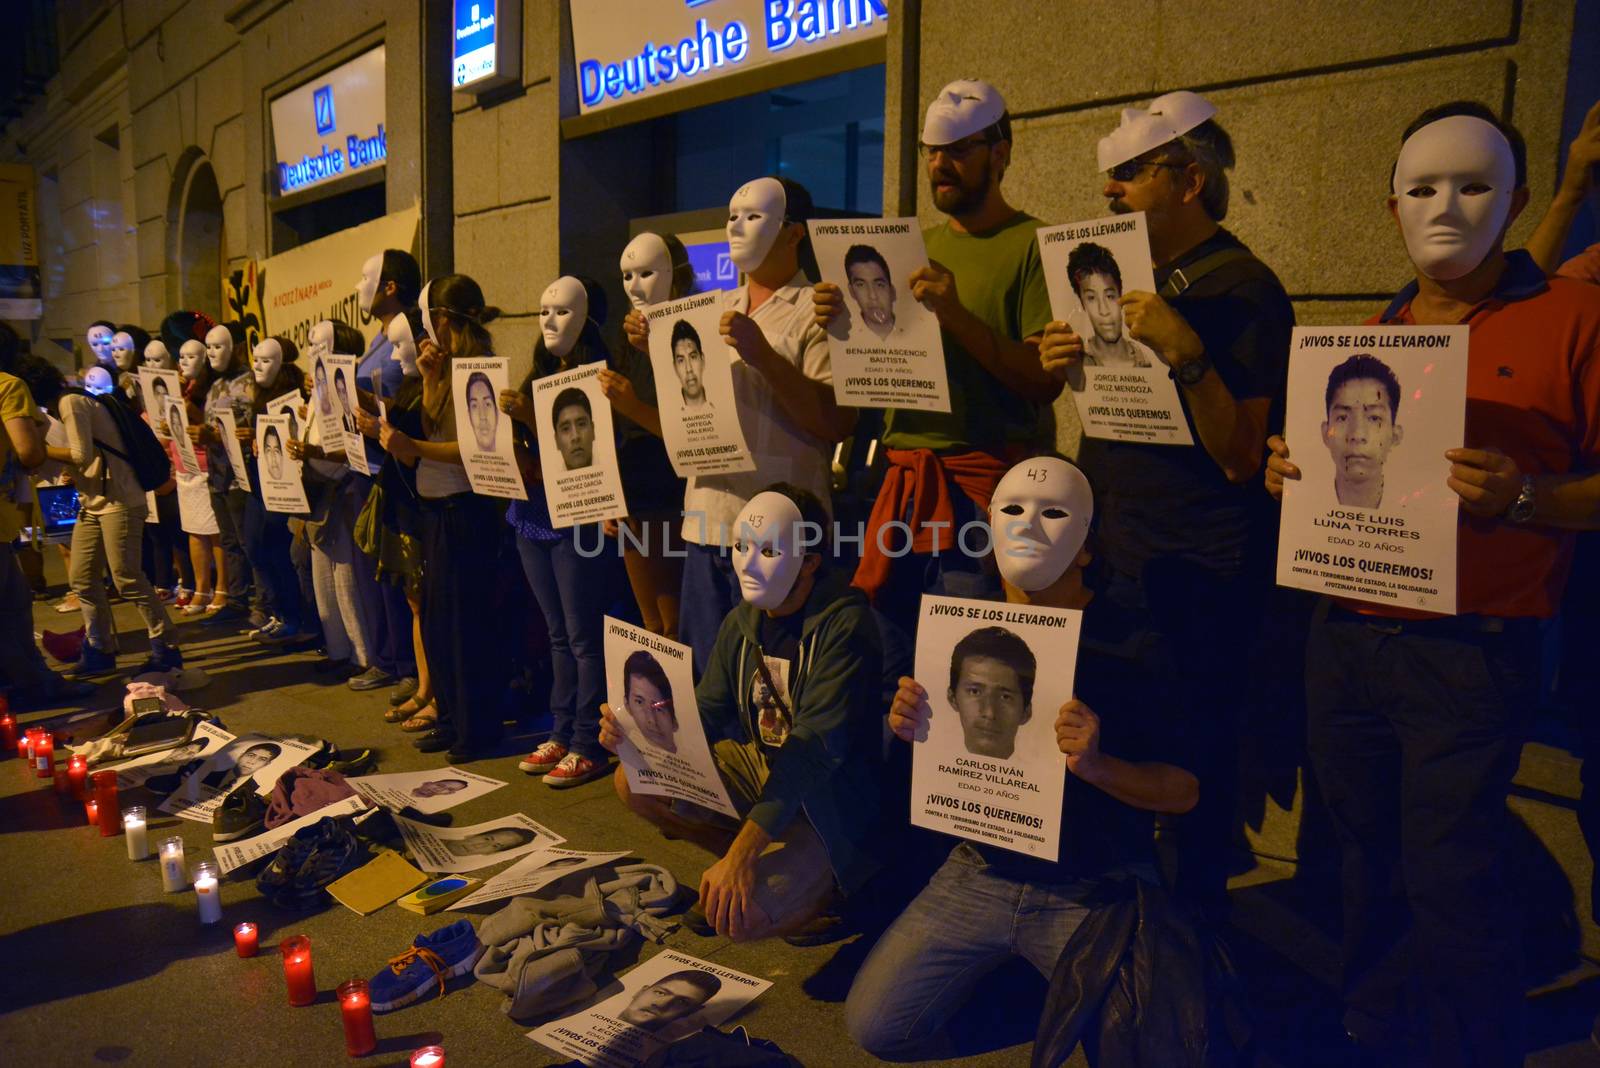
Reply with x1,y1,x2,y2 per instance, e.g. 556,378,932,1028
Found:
453,0,500,88
270,45,387,198
571,0,888,116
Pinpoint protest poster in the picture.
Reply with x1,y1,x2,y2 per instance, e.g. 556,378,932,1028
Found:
908,595,1081,861
322,354,371,476
533,363,627,525
159,735,322,823
452,356,528,501
99,721,235,791
210,408,251,492
136,369,182,438
395,813,564,874
347,766,507,815
449,847,631,911
1037,213,1194,446
264,389,304,438
645,292,755,477
603,617,738,820
214,795,371,875
1275,325,1468,615
255,413,309,514
307,352,345,453
529,949,772,1067
808,217,950,412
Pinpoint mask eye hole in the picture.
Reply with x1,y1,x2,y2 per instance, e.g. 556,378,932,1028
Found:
1404,184,1436,198
1461,182,1493,195
1042,507,1068,519
999,504,1024,516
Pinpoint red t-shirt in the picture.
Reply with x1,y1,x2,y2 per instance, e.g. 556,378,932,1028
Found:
1364,251,1600,619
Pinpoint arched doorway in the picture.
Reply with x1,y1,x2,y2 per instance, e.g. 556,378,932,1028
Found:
166,149,223,318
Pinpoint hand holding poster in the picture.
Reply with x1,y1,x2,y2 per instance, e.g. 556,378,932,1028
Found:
645,292,755,477
533,363,627,524
604,617,738,820
449,847,631,911
908,595,1080,861
529,949,772,1067
1275,326,1468,614
347,766,507,814
395,813,564,873
159,734,321,823
321,353,371,476
1037,213,1194,446
255,414,310,514
807,218,950,412
451,356,528,501
211,409,251,492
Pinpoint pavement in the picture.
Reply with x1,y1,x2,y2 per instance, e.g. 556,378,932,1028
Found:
4,559,1600,1067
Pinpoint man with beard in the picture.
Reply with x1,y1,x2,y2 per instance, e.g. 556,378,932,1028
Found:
1037,90,1293,918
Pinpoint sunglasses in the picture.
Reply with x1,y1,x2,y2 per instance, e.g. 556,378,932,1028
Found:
1106,159,1187,182
918,135,998,161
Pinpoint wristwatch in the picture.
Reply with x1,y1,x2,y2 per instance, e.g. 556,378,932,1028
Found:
1505,475,1537,524
1170,353,1211,387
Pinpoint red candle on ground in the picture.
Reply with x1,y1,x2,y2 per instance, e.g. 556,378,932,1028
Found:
280,936,316,1007
53,766,71,794
23,727,39,762
33,732,54,778
339,979,377,1056
84,798,99,825
67,755,88,798
92,770,119,837
0,711,16,755
234,922,259,958
410,1047,445,1067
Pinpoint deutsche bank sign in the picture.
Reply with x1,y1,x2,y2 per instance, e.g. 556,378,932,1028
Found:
270,46,387,198
572,0,888,116
453,0,521,94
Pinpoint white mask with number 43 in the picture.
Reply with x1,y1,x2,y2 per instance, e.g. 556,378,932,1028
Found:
732,491,810,610
988,458,1094,592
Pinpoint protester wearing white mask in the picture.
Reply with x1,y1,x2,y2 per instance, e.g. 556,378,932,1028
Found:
142,339,175,370
622,177,849,676
86,321,117,370
1265,102,1600,1067
235,335,307,646
190,322,256,621
847,457,1199,1058
599,484,886,945
171,338,224,617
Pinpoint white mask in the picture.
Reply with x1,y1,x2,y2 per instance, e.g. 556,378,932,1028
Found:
1392,114,1516,282
386,314,418,375
418,281,441,347
143,339,174,369
251,339,284,386
306,321,335,364
732,491,810,610
988,458,1094,592
358,253,383,317
726,178,787,273
178,340,206,380
87,324,116,367
540,276,588,359
111,332,140,372
84,367,114,395
204,324,235,373
620,233,674,310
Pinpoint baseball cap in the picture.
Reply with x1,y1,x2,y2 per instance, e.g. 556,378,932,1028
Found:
922,79,1007,146
1097,90,1218,171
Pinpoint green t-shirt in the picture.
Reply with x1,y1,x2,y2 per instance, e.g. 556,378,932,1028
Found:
882,212,1053,453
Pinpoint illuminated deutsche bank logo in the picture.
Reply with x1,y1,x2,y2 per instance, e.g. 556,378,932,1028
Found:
313,86,336,135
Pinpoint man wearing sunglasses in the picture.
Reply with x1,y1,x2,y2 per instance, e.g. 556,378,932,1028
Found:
813,78,1061,699
1039,91,1294,919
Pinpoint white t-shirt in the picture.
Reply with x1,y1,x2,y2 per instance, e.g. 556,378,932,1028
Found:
680,271,834,546
416,395,472,500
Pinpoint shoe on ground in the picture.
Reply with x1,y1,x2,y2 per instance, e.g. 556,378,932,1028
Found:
173,587,193,607
369,919,484,1012
213,786,267,842
256,821,323,894
781,907,854,947
543,752,609,789
518,740,567,774
313,656,355,677
63,645,117,678
388,677,419,705
248,616,281,640
134,642,184,676
347,665,396,691
413,728,457,754
180,593,211,615
53,593,82,613
326,748,376,777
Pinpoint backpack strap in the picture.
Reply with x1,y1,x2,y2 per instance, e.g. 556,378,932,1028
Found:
1158,247,1257,298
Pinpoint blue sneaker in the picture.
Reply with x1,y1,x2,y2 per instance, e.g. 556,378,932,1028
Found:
369,920,483,1012
63,645,117,678
135,641,183,675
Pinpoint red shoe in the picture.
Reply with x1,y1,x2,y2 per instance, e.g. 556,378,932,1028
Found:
517,740,567,774
542,752,610,789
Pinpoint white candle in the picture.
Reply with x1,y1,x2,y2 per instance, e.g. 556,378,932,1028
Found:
193,861,222,925
123,806,149,861
159,836,187,893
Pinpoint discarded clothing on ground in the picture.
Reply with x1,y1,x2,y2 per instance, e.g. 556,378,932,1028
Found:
265,765,358,830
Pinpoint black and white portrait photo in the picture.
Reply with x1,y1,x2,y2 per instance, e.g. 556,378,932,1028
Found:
551,387,595,471
1322,354,1405,509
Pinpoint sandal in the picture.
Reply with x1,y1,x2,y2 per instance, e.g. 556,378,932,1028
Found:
398,702,439,733
384,695,432,724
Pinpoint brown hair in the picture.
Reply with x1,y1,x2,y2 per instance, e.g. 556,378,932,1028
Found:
427,274,500,360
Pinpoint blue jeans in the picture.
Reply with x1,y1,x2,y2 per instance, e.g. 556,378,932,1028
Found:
241,493,301,630
516,530,621,760
845,843,1144,1059
678,541,739,676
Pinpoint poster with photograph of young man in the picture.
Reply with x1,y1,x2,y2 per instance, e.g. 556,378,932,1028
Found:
211,408,251,492
214,795,370,875
99,720,235,791
347,766,507,815
449,847,631,911
255,413,310,514
1275,325,1468,615
395,812,564,874
137,368,183,438
451,356,528,502
529,949,772,1067
533,363,629,526
1037,213,1194,446
645,291,756,478
159,734,322,823
909,595,1081,862
603,617,739,820
322,354,371,476
310,354,344,450
808,218,951,413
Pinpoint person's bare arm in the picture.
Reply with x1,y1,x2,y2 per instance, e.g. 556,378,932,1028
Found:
5,414,44,468
1056,699,1198,814
911,262,1062,399
722,312,854,443
1526,99,1600,274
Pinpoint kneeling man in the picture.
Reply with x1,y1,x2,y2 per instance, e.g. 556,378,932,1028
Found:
600,483,884,942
